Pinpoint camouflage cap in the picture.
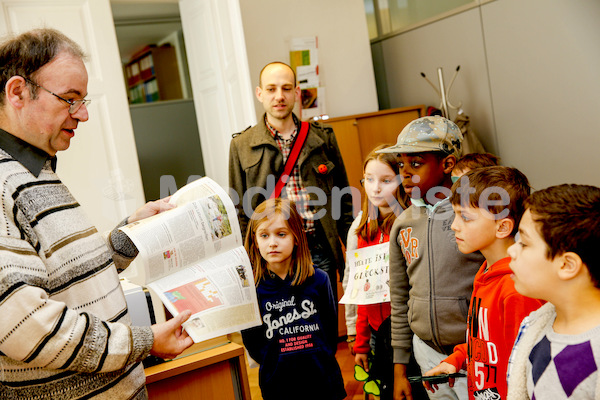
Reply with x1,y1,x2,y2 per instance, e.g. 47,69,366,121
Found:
377,115,463,158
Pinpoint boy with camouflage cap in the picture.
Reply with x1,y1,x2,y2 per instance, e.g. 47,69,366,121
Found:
378,116,484,399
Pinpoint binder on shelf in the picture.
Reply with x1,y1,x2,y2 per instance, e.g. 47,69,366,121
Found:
129,62,141,87
144,79,160,102
129,84,145,104
140,54,155,81
124,43,182,105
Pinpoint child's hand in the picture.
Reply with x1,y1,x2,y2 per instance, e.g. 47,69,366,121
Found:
346,335,356,355
394,364,413,399
423,362,457,393
354,353,369,372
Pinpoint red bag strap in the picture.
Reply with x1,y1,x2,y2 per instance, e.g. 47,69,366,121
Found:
270,121,310,199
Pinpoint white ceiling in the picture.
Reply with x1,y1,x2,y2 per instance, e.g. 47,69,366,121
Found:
111,1,182,63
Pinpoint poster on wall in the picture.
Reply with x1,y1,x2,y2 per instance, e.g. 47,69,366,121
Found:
289,36,325,120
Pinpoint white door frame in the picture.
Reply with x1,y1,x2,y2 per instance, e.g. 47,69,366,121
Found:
179,0,256,188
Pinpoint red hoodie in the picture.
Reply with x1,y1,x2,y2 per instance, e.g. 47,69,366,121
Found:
353,231,391,354
444,257,544,399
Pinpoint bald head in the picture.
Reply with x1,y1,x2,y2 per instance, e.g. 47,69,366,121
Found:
259,62,296,88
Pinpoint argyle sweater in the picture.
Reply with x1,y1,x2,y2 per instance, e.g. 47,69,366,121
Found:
507,303,600,399
0,149,154,399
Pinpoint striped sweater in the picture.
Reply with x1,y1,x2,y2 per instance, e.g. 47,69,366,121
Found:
0,148,154,399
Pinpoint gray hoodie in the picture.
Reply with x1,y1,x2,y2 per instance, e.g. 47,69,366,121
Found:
389,197,484,364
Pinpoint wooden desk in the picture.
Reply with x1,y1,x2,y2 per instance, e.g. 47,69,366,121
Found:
145,342,251,400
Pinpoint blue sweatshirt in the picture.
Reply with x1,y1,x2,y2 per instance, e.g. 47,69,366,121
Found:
242,268,346,400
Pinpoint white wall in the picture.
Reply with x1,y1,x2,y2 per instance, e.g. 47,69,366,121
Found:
379,0,600,189
239,0,379,121
481,0,600,188
381,7,495,150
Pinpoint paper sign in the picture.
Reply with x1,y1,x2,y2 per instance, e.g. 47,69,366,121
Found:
339,242,390,305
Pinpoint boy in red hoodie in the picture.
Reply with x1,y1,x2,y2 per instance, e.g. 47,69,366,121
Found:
424,166,544,399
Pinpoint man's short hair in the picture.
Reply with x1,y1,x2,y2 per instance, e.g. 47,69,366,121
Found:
450,166,530,235
455,152,500,172
0,28,85,106
525,184,600,286
258,61,296,87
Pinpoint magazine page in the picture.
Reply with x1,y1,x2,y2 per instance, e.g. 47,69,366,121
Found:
339,242,390,305
147,247,261,343
119,177,261,343
168,176,229,207
120,177,242,284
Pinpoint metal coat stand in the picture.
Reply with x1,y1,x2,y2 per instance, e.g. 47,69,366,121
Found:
420,66,463,118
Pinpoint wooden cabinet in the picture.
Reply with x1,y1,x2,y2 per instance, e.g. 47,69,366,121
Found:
323,106,424,339
145,342,251,400
325,105,425,192
125,44,183,104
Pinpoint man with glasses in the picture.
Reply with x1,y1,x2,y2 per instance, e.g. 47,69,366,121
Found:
0,28,193,399
22,76,91,114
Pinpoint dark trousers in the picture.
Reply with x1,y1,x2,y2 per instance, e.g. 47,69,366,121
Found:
306,225,339,301
371,317,394,400
370,318,428,400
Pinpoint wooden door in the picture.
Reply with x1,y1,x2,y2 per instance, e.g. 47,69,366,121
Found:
324,118,363,213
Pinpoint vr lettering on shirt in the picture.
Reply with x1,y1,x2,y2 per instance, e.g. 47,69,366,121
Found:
263,298,319,339
399,227,419,263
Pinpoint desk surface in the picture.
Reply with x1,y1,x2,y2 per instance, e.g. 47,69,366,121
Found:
145,342,245,384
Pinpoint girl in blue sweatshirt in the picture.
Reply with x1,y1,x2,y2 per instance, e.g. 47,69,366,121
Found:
241,198,346,400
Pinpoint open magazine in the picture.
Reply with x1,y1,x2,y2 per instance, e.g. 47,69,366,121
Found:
119,177,261,343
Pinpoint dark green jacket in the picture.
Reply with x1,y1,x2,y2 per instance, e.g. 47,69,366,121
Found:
228,114,354,276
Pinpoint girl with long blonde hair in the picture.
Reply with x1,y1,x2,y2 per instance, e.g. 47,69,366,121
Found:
241,198,346,400
342,144,409,399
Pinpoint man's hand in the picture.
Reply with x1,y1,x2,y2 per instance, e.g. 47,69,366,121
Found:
423,361,457,393
150,310,194,360
128,197,175,224
394,363,413,399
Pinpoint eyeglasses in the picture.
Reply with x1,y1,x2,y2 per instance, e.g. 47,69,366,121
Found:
22,77,90,114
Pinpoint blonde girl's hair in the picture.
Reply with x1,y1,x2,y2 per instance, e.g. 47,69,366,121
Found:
244,198,314,286
357,143,409,241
